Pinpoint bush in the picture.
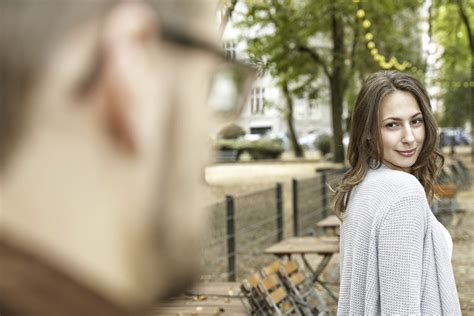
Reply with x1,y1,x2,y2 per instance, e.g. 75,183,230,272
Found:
246,139,284,160
315,134,332,156
214,139,243,151
217,123,245,139
213,138,284,160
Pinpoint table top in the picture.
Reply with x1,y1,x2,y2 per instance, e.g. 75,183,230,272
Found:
264,236,339,256
316,215,341,228
151,282,247,316
185,282,242,297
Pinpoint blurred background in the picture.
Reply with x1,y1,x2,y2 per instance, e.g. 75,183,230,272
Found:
196,0,473,314
212,0,472,163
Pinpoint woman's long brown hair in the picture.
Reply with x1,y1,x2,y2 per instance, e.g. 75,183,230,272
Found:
332,71,444,217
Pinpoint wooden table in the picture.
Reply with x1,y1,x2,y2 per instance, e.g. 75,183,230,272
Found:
316,215,341,236
316,215,341,228
264,236,339,302
151,282,247,315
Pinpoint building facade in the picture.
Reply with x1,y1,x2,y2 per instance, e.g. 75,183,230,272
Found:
221,7,333,144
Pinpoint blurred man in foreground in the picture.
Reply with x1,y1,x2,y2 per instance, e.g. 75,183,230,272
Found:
0,1,253,315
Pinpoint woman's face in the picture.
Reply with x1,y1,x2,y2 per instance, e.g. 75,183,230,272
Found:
378,90,425,172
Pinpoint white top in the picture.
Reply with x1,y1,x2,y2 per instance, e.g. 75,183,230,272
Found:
338,164,461,315
436,218,453,260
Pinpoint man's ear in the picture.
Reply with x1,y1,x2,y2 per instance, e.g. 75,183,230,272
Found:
96,2,162,153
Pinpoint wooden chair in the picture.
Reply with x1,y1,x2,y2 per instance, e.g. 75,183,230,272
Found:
240,272,270,315
432,183,466,227
454,159,472,188
261,260,283,276
433,183,458,213
278,259,329,315
258,273,303,316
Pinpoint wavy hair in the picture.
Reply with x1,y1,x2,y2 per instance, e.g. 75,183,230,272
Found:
333,71,444,217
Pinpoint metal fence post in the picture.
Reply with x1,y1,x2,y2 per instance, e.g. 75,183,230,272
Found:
226,195,236,281
292,179,299,236
321,171,328,218
276,183,284,241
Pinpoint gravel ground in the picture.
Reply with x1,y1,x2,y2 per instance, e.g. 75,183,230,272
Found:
203,149,474,313
450,160,474,314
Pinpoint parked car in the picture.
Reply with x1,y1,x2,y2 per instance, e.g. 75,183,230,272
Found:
298,130,322,151
439,128,471,147
241,131,290,149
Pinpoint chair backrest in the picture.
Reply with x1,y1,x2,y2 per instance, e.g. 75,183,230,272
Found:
240,272,271,315
258,273,302,315
244,273,261,288
261,260,282,276
279,259,328,315
434,184,457,198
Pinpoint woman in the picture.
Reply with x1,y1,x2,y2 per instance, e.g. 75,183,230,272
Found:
334,71,461,315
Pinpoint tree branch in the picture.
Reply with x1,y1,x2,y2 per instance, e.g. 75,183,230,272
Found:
344,20,359,92
456,0,473,53
293,74,317,92
296,44,332,81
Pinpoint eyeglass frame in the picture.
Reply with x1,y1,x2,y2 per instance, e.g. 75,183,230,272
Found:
160,23,258,119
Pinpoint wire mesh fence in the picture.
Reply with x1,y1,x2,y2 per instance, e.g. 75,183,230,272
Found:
294,168,346,236
201,168,347,282
294,176,325,236
233,186,283,281
201,200,228,281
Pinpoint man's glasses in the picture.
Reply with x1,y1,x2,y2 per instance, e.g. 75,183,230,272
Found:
160,24,257,120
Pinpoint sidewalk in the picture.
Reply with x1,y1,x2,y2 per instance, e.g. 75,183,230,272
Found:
450,159,474,314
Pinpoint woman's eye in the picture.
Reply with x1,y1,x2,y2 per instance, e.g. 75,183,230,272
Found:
412,117,424,126
385,122,398,128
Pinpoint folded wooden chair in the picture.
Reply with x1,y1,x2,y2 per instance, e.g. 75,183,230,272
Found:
261,260,283,276
240,272,271,315
258,273,303,316
278,259,329,315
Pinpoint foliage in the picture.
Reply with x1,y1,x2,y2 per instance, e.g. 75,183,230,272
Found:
214,138,284,160
431,0,473,128
439,74,471,127
236,0,424,162
217,123,246,139
315,134,332,156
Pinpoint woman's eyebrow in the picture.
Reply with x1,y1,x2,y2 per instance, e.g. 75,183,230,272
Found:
382,112,422,122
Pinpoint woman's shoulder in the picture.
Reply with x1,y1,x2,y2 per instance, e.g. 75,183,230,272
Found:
365,165,425,194
363,166,429,223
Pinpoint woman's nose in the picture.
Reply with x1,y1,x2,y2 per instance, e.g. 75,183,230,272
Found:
402,126,415,144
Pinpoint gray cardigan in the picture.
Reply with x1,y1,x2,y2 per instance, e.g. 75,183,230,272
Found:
338,165,461,315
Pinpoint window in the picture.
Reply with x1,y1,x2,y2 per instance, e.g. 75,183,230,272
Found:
250,126,272,135
250,87,265,114
222,41,236,60
308,100,321,119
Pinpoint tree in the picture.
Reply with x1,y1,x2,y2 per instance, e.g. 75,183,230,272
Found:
431,0,473,158
237,0,424,162
456,0,474,158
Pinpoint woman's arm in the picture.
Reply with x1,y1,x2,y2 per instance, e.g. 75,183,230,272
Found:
378,193,427,313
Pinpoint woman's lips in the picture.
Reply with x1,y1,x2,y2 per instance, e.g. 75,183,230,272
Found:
396,148,417,157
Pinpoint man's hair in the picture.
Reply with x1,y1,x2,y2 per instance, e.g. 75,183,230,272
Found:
0,0,212,170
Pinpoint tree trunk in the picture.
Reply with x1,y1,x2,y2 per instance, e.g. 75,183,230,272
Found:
469,51,474,162
456,0,474,160
330,7,346,163
282,80,304,158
